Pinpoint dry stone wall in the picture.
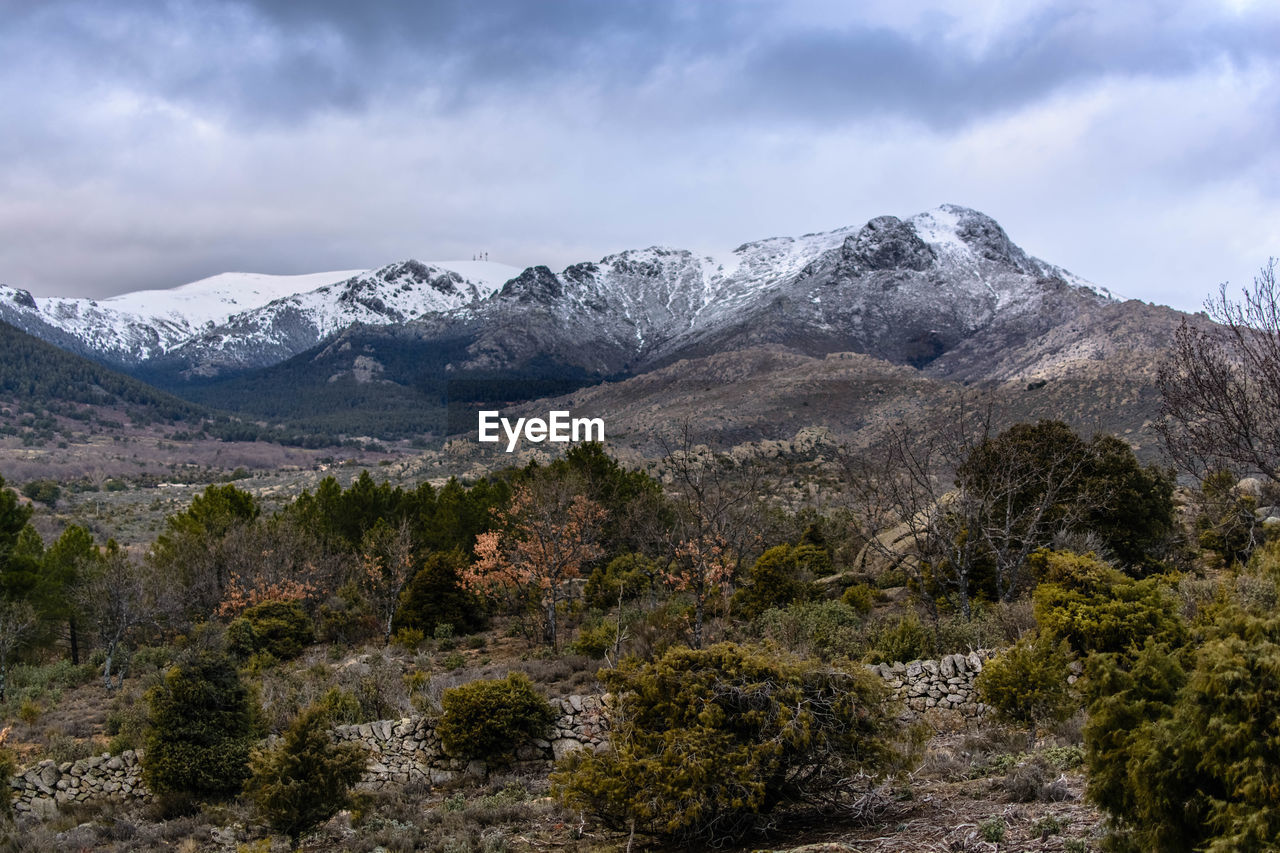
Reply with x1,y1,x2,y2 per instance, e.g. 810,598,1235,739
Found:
10,652,999,818
9,694,608,818
10,750,146,819
868,649,995,717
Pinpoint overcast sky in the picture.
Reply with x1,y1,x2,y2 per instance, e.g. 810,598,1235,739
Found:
1,0,1276,311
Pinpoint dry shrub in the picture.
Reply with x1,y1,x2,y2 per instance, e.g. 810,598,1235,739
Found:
1001,756,1073,803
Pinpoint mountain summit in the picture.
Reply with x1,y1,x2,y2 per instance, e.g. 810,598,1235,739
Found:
393,204,1112,379
1,206,1132,441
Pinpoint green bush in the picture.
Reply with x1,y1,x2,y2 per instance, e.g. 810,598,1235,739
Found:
437,673,555,766
141,651,259,800
1084,605,1280,852
316,687,363,726
391,627,425,650
732,544,828,620
864,613,934,664
975,633,1074,746
1031,550,1186,658
245,704,368,843
314,581,376,646
393,551,487,637
568,619,617,659
21,479,61,507
583,553,655,610
1193,469,1261,569
755,599,865,661
227,600,315,661
552,643,911,845
841,582,878,614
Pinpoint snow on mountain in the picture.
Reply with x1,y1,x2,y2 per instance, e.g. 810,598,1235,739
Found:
427,205,1111,376
168,259,519,375
0,205,1113,384
0,260,517,372
0,269,363,364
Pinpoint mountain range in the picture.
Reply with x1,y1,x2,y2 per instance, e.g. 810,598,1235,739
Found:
0,204,1189,448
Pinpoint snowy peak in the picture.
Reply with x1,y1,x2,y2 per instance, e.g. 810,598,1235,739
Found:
0,205,1114,384
166,259,518,376
499,266,564,302
0,259,518,374
843,216,937,271
0,269,366,364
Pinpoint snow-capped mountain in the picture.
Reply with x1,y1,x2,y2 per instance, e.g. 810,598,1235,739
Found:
397,204,1112,378
163,260,518,376
0,259,515,372
0,205,1113,393
0,203,1153,443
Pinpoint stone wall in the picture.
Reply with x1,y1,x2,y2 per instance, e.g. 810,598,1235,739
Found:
10,750,146,819
10,653,1003,818
328,693,609,790
9,694,608,818
867,649,996,717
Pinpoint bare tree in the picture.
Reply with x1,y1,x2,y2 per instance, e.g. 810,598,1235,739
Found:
1159,259,1280,484
76,546,158,690
958,423,1096,600
658,428,768,648
838,402,1096,617
360,518,419,646
837,404,989,620
0,599,38,702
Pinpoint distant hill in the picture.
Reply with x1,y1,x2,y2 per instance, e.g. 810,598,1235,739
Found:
0,319,340,447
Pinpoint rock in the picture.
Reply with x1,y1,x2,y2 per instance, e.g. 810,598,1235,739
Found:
29,797,57,819
940,656,956,678
551,739,582,761
38,763,60,789
1238,477,1263,497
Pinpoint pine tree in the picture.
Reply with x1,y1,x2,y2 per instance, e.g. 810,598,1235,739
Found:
246,704,367,843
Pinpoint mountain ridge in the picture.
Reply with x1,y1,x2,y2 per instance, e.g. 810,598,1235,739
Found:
1,205,1179,447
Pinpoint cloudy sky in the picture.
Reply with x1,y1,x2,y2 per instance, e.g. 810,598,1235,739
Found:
1,0,1276,311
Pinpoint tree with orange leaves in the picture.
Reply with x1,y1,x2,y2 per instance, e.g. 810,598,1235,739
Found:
466,476,605,651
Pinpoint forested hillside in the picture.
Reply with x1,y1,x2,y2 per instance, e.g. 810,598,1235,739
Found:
0,320,357,448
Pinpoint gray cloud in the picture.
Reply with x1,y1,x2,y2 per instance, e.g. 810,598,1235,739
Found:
0,0,1276,309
